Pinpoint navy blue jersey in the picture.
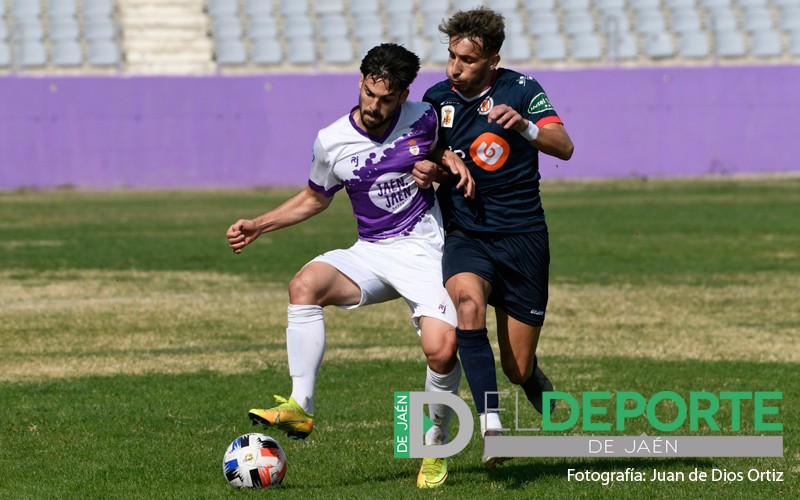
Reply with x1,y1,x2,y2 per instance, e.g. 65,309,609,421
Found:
423,69,563,233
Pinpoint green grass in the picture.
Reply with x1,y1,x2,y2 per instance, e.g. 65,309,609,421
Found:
1,177,797,498
1,359,795,498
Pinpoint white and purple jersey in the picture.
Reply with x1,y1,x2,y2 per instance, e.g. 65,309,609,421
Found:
308,101,439,242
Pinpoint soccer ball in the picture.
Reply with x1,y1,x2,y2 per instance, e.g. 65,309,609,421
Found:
222,433,287,489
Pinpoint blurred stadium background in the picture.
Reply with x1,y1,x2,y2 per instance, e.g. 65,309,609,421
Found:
1,0,798,189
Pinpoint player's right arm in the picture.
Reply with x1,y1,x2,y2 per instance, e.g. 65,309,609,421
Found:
227,186,333,254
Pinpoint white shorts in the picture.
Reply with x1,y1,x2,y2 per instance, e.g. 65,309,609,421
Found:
310,206,457,334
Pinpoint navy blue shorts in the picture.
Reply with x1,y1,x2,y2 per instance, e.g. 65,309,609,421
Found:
442,229,550,326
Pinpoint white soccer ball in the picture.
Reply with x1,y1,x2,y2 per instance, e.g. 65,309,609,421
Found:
223,433,287,489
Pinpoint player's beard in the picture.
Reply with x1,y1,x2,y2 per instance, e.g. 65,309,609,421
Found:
359,107,390,131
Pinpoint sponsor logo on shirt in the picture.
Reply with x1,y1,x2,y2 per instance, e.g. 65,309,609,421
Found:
369,172,416,213
528,92,554,114
469,132,510,172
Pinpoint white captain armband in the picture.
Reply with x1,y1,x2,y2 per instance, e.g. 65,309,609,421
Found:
520,120,540,142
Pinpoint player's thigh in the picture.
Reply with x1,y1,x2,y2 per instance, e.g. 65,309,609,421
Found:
290,261,362,307
310,244,403,307
496,309,541,383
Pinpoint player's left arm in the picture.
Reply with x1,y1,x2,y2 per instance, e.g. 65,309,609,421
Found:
487,104,574,161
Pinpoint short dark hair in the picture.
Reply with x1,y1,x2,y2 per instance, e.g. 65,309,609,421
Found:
439,7,505,57
360,43,421,92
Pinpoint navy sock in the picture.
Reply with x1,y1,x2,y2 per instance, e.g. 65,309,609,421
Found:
520,355,540,404
455,327,498,414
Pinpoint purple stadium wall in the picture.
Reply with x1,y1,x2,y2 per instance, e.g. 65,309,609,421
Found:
1,65,798,189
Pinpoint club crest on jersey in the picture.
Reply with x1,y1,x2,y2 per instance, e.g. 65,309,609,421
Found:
408,139,420,156
441,105,455,128
477,96,494,115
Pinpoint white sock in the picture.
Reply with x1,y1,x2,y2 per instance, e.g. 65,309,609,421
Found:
424,360,461,446
286,304,325,414
480,411,503,436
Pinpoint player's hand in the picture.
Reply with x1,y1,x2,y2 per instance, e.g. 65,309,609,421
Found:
413,160,439,189
226,219,259,254
487,104,526,133
442,150,475,199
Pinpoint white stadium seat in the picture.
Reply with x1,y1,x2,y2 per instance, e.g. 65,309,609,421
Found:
679,30,710,58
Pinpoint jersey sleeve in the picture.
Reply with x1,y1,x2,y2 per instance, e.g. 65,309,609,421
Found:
307,135,344,198
422,89,446,150
427,102,440,152
521,79,563,128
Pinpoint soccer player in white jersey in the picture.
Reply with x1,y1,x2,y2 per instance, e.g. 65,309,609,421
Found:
226,44,474,489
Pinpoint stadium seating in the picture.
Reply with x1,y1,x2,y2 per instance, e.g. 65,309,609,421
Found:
88,38,120,66
0,0,125,72
715,29,747,57
215,37,247,65
49,19,81,41
349,0,379,16
536,33,567,61
244,0,273,17
52,39,83,66
84,0,115,17
789,29,800,54
528,12,561,36
287,37,315,64
571,33,604,61
18,39,48,67
0,40,10,68
2,0,800,75
671,10,704,34
503,34,532,62
608,31,641,60
322,35,354,64
247,16,279,40
251,38,281,65
644,31,677,58
12,0,41,20
750,29,783,56
679,30,712,58
48,0,78,18
525,0,556,11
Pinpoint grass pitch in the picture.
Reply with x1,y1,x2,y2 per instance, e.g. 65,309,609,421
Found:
0,177,797,498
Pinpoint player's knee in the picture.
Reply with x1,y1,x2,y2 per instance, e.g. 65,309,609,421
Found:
426,350,457,374
505,371,526,385
423,335,458,373
454,294,485,326
287,272,324,305
502,358,534,385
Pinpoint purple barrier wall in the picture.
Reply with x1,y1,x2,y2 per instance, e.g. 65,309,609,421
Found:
1,65,798,189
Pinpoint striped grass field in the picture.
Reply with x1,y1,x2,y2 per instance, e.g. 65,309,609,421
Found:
0,177,797,498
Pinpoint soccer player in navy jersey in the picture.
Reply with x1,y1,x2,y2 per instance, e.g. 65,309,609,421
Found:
226,43,473,488
414,7,574,467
